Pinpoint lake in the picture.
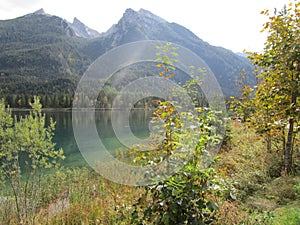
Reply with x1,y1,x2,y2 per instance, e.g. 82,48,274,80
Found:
14,109,153,168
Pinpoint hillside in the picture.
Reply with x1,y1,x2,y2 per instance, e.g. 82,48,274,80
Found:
0,8,254,107
0,12,91,107
83,9,254,96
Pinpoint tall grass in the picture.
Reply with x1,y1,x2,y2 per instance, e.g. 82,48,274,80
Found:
1,120,299,224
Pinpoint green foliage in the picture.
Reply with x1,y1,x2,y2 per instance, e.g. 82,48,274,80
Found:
229,70,255,122
131,108,223,225
155,42,178,80
0,96,64,224
131,43,224,224
232,1,300,174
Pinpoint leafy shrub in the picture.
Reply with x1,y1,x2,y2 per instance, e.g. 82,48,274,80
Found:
131,103,224,224
0,97,64,224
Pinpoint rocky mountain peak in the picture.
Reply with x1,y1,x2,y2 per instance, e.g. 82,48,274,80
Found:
24,8,48,18
104,8,167,39
33,8,46,15
121,8,166,26
73,17,83,26
138,8,166,23
70,17,101,39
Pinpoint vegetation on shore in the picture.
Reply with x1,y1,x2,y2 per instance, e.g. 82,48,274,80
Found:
0,120,299,224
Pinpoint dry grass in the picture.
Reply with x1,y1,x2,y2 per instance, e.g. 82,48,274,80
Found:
1,120,299,224
36,169,144,225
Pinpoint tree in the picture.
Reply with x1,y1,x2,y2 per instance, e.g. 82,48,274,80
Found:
244,1,299,174
0,96,64,224
131,43,223,224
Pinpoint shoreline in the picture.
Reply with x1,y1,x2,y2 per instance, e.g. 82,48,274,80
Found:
10,107,154,112
11,108,72,112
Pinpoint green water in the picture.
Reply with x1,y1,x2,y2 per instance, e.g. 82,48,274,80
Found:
14,109,152,168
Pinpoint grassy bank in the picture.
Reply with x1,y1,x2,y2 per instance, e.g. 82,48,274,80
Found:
0,121,299,224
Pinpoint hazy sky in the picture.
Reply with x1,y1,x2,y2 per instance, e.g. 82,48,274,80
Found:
0,0,289,52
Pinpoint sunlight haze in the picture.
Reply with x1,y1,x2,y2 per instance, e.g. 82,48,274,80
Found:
0,0,289,52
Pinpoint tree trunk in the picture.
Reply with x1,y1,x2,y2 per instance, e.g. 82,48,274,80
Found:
266,134,272,153
284,117,294,175
284,66,298,175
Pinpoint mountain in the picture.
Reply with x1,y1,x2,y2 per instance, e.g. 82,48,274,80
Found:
104,8,167,45
83,9,255,96
0,10,91,107
31,8,47,15
69,17,102,39
0,8,254,107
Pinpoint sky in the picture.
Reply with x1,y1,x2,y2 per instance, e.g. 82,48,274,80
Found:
0,0,290,53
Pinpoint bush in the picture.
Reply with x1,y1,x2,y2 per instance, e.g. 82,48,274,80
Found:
0,97,64,224
131,103,225,224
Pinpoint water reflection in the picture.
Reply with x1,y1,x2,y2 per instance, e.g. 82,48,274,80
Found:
14,109,152,167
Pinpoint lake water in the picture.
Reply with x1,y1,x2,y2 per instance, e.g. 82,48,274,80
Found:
14,109,153,168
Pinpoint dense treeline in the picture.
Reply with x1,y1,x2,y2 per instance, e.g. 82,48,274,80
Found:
0,60,208,108
0,77,76,107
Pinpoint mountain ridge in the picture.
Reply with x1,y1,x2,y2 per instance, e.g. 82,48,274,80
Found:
81,8,254,96
0,8,254,107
